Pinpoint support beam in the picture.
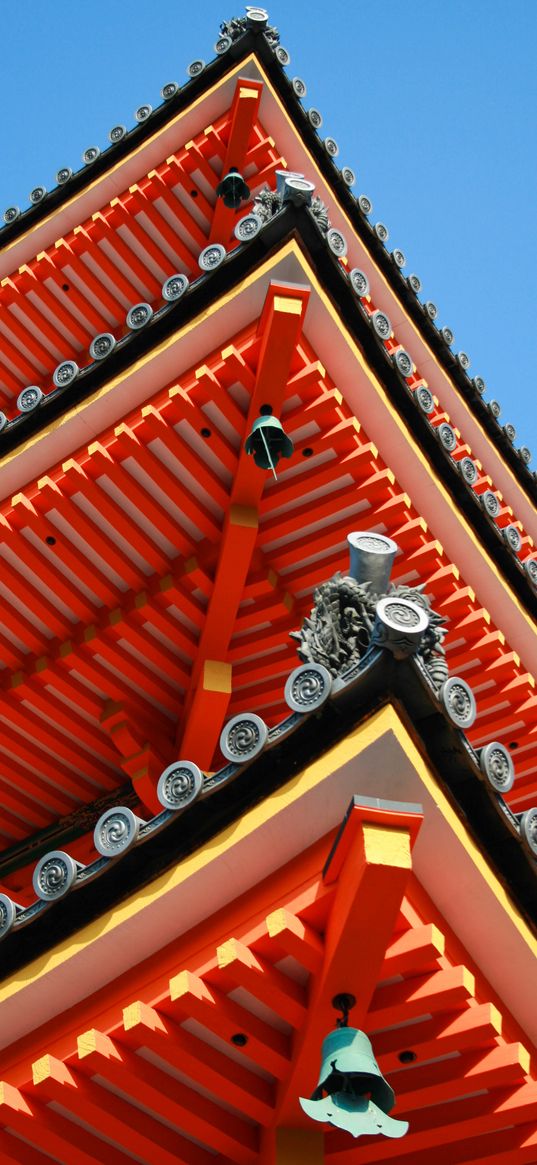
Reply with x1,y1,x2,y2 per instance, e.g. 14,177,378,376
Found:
261,1127,324,1165
209,80,263,244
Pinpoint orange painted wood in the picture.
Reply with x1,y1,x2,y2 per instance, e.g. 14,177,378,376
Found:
0,1080,124,1165
214,937,307,1029
379,923,445,979
209,80,263,244
372,1001,502,1073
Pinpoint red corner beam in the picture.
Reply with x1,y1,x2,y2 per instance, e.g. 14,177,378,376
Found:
209,78,263,244
177,283,310,768
272,800,421,1130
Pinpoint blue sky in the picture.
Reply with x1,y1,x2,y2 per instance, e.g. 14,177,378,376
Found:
2,0,536,457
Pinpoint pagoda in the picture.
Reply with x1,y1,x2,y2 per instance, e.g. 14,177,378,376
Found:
0,9,535,1164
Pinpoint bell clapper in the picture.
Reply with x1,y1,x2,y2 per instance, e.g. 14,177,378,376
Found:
259,426,278,480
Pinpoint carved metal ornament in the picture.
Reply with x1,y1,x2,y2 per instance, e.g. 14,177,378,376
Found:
307,108,323,128
472,376,486,394
253,188,282,223
341,167,356,187
349,268,370,298
324,137,339,158
357,194,372,216
502,525,522,552
0,894,20,939
162,80,180,97
488,400,501,418
519,808,537,859
524,558,537,590
157,761,203,810
94,806,143,856
162,273,189,301
275,46,290,65
82,147,100,165
89,333,116,360
292,77,307,98
135,104,152,122
374,222,389,243
415,387,434,414
284,664,332,713
198,244,226,271
17,386,43,412
394,349,413,378
407,274,421,293
392,249,406,268
458,457,478,485
424,301,438,320
480,490,500,518
220,713,268,763
53,360,79,388
503,423,516,442
437,423,457,452
479,743,515,793
126,303,153,329
0,412,8,433
3,206,20,223
441,676,476,729
33,851,79,900
326,228,347,257
371,311,391,340
30,186,47,204
519,446,532,465
291,532,446,687
109,125,127,143
234,213,262,242
310,195,330,233
56,167,73,185
457,351,470,370
441,327,454,346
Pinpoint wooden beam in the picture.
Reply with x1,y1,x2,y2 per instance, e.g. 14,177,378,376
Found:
209,80,263,244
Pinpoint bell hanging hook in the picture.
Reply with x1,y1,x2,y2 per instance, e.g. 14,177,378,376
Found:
332,992,356,1029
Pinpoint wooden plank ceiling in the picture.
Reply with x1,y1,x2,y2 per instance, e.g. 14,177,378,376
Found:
0,805,535,1165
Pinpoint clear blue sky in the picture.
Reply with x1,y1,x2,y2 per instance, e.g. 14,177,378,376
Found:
2,1,536,456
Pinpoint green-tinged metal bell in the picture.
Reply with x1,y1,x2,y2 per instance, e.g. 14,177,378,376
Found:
299,1026,408,1141
215,168,250,209
245,414,294,478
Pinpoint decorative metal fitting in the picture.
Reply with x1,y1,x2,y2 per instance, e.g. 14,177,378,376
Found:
519,808,537,859
33,850,80,901
371,597,429,659
523,558,537,589
441,676,476,729
374,222,389,243
162,273,189,301
457,351,470,370
341,167,356,187
519,446,532,465
292,77,307,98
215,34,233,53
135,104,153,122
52,360,79,388
94,806,144,856
458,457,478,484
186,61,205,79
441,326,454,346
89,333,116,360
17,386,43,412
157,761,203,810
29,186,47,204
234,213,262,241
349,268,369,298
82,146,100,165
487,400,501,418
415,386,434,413
371,310,392,340
502,525,522,552
326,228,347,257
198,243,226,271
391,249,406,268
479,742,515,793
472,375,486,394
503,423,516,442
279,173,315,207
284,663,332,713
480,490,500,518
0,412,8,433
324,137,339,158
220,713,268,764
407,273,421,293
275,46,291,65
307,108,323,128
393,349,413,378
109,125,127,143
424,301,438,320
161,80,180,97
357,194,372,216
126,303,153,329
3,206,20,223
437,423,457,452
246,7,270,29
0,894,21,939
56,167,73,185
347,532,398,593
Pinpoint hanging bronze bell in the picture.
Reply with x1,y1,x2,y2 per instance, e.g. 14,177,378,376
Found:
245,414,293,477
215,168,250,209
299,1026,408,1141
